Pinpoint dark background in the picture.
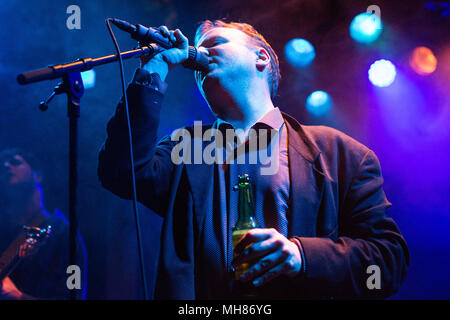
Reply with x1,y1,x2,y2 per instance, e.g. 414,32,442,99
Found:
0,0,449,299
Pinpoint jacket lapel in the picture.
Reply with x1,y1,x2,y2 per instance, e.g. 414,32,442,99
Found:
184,124,215,233
283,113,327,237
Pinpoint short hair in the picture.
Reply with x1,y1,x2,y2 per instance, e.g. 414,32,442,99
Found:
0,148,43,176
195,19,280,98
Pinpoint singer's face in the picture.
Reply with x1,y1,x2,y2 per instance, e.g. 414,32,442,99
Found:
195,27,259,98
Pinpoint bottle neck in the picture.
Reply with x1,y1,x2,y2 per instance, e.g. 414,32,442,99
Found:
234,185,259,230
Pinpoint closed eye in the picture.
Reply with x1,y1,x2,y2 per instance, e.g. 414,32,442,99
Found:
202,37,227,48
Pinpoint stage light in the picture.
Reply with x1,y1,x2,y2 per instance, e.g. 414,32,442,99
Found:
368,59,396,87
81,70,96,89
409,46,437,75
306,91,332,116
284,38,315,67
350,12,382,44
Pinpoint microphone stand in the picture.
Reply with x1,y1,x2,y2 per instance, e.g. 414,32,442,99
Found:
18,44,162,85
17,44,162,300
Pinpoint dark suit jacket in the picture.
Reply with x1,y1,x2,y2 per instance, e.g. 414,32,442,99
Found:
98,83,409,299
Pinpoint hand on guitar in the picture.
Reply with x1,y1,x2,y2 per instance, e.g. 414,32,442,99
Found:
0,276,23,300
0,225,50,300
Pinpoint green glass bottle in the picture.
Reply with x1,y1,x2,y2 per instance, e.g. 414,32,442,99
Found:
232,174,260,280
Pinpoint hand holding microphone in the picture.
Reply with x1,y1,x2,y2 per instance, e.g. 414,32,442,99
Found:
140,26,189,81
110,19,209,81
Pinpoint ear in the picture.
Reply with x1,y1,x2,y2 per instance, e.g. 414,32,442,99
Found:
256,48,270,72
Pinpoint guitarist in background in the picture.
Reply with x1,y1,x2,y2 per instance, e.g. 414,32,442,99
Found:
0,148,87,299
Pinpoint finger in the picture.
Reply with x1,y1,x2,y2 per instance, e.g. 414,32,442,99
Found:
234,228,274,255
239,250,284,283
173,29,188,48
232,237,281,267
174,29,187,41
159,25,170,37
251,262,287,287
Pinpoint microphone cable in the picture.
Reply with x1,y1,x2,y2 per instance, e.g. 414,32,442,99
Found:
105,18,149,300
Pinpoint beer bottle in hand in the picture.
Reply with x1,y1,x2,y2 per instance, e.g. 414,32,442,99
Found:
232,174,260,281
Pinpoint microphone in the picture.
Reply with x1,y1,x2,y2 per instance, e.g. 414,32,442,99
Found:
110,18,209,73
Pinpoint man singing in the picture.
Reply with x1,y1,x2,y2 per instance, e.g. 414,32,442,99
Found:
98,20,409,299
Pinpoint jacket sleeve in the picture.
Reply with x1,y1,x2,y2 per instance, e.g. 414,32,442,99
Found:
98,78,176,216
295,150,410,299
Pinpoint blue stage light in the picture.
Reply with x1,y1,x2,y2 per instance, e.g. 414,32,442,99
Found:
306,91,332,116
81,70,96,89
284,38,316,67
350,12,382,44
368,59,396,87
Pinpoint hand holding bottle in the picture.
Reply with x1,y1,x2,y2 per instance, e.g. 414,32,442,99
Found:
231,228,302,287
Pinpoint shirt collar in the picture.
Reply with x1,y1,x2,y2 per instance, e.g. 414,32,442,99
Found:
213,107,284,133
213,107,285,144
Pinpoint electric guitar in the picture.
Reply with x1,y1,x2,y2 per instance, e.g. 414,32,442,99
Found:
0,225,52,281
